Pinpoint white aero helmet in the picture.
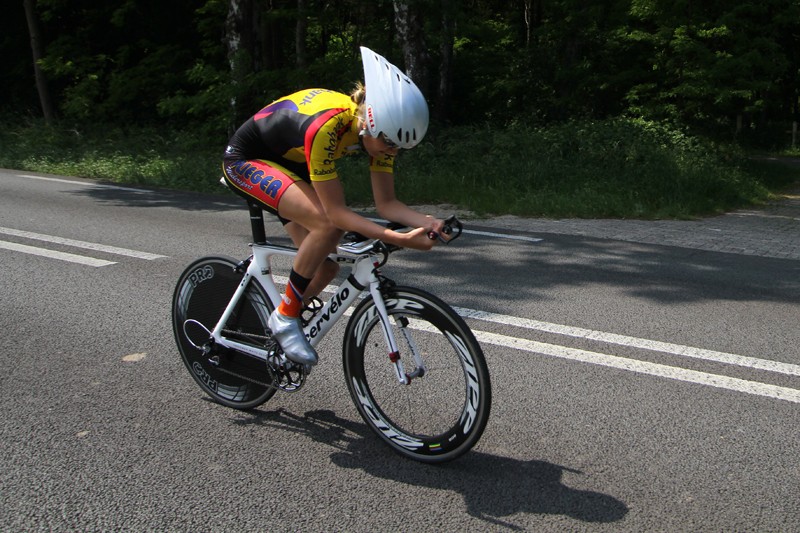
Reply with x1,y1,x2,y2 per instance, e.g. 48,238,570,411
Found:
360,46,429,149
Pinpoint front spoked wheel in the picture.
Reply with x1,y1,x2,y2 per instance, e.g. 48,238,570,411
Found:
172,256,277,410
343,286,491,463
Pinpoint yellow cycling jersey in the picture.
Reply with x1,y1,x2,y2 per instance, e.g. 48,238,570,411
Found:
224,88,395,182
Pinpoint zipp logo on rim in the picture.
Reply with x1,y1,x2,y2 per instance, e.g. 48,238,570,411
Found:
352,377,424,450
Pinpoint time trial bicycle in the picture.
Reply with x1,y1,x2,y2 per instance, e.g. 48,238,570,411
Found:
171,203,491,463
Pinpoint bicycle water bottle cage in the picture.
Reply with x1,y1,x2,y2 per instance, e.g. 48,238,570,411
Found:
301,296,324,327
234,256,252,273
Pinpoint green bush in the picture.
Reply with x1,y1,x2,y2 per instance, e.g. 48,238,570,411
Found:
383,118,778,218
0,120,220,192
0,116,794,219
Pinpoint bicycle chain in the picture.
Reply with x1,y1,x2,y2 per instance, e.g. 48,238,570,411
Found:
217,329,305,392
214,364,277,389
221,328,272,344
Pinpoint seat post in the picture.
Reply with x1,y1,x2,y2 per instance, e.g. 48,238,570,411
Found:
247,202,267,244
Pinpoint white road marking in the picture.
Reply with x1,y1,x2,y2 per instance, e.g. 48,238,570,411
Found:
284,276,797,378
404,317,800,404
453,307,800,377
13,175,543,242
462,229,543,242
0,240,116,267
10,172,791,401
473,329,800,404
15,174,151,193
0,227,166,260
284,276,799,402
366,217,543,243
729,211,800,222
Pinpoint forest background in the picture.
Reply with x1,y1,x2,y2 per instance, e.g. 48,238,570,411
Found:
2,0,800,218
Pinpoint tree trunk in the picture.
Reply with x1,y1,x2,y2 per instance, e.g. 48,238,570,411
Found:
23,0,55,124
296,0,307,69
225,0,243,69
225,0,266,128
524,0,532,47
224,0,244,131
524,0,543,46
437,0,455,121
393,0,429,93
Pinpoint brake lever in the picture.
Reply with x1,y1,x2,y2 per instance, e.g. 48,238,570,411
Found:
427,215,463,244
371,241,393,267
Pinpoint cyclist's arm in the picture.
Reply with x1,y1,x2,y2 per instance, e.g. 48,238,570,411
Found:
313,177,435,250
370,170,447,237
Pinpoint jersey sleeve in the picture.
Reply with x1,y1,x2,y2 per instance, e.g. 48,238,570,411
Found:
305,109,349,182
304,107,396,181
369,153,395,174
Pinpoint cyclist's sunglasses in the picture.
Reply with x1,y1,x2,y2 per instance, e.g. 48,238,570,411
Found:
359,129,400,150
379,133,399,149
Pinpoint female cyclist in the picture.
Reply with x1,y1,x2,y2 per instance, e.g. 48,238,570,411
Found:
221,46,449,368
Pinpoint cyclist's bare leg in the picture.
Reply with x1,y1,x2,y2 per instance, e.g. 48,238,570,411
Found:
277,182,343,279
284,221,340,302
267,181,342,365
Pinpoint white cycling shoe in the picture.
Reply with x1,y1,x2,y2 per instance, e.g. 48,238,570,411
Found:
268,310,318,366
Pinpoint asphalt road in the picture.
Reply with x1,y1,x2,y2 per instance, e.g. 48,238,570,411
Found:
2,169,798,532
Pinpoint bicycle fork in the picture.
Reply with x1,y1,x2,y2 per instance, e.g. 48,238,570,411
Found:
368,276,427,385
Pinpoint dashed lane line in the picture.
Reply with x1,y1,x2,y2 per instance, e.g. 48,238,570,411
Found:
0,227,167,261
405,317,800,404
453,307,800,377
0,240,116,267
14,173,151,193
472,328,800,405
279,276,799,403
366,217,543,243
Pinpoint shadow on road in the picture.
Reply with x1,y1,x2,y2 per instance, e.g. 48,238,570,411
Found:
69,182,800,307
69,183,243,212
232,408,628,528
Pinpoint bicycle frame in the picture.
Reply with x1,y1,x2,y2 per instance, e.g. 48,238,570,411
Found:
174,200,487,462
207,241,417,384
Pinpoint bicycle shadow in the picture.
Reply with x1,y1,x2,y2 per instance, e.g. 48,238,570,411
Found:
233,408,628,528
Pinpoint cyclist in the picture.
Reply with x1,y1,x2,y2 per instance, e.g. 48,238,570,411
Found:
222,46,449,368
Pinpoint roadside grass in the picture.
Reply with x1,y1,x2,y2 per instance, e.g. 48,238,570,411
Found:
0,123,221,193
390,118,796,218
1,117,796,219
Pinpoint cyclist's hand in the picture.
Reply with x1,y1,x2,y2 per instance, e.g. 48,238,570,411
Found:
397,227,436,251
426,217,453,243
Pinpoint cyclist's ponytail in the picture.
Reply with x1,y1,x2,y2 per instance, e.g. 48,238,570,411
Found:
350,82,366,124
